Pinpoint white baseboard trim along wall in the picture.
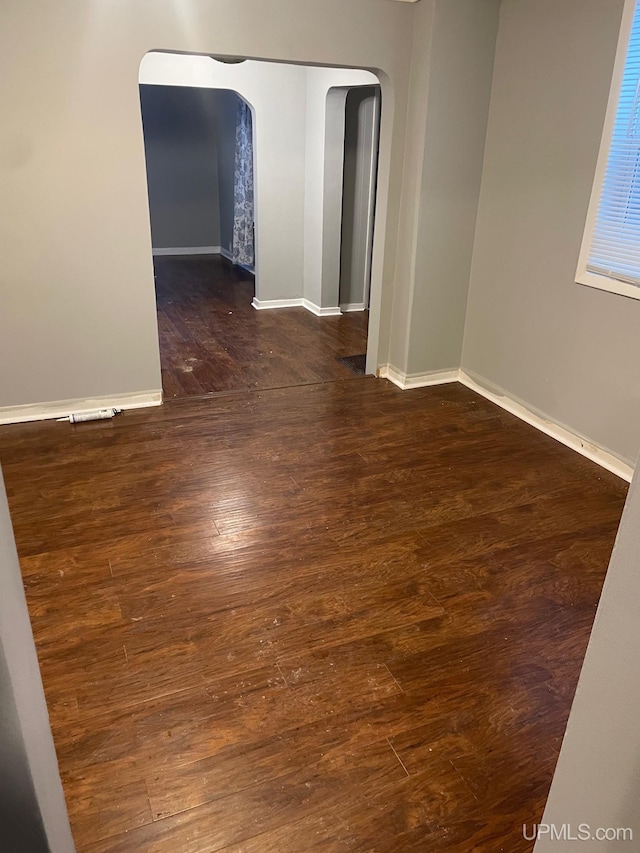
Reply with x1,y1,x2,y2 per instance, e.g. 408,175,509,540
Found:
458,370,634,482
152,246,221,256
251,298,305,310
251,298,342,317
378,365,459,389
304,300,342,317
377,364,633,482
0,391,163,426
3,359,630,481
340,303,366,312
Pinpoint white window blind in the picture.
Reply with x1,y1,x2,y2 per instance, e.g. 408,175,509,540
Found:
587,0,640,286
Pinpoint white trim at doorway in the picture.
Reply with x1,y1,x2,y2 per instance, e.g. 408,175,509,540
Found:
251,298,342,317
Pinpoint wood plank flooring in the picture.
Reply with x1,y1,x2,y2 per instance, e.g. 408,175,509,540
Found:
154,255,369,397
0,378,627,851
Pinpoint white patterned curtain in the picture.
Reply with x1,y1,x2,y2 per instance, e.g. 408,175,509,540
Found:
232,100,255,269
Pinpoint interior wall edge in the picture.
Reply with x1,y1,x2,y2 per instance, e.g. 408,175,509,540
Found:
0,470,76,853
405,0,501,377
385,0,436,375
533,460,640,852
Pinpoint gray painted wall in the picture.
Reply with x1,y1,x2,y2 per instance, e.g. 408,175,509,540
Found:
140,85,242,255
0,470,75,852
0,645,49,851
0,0,415,411
534,466,640,851
405,0,500,376
387,0,435,374
462,0,640,467
140,85,221,250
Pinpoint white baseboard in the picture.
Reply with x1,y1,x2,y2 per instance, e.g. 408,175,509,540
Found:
0,391,162,426
219,247,233,262
340,302,366,312
302,300,342,317
251,297,341,317
458,370,633,482
152,246,221,257
377,365,459,390
252,297,305,310
375,364,632,481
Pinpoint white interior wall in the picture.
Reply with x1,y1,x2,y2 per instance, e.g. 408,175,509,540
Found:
340,87,379,311
406,0,500,376
0,469,74,853
387,0,500,379
303,67,379,309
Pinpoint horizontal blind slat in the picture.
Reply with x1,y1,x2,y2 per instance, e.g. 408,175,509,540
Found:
588,0,640,284
587,0,640,284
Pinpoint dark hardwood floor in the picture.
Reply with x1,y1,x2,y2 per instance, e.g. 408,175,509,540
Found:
154,254,369,397
0,378,627,851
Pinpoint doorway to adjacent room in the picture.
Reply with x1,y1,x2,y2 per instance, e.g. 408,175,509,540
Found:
139,53,381,398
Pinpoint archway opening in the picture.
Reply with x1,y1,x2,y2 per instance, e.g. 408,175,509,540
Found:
139,52,382,398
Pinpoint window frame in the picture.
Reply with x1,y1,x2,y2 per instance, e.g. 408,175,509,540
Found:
576,0,640,300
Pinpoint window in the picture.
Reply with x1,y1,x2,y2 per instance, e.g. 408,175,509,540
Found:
576,0,640,299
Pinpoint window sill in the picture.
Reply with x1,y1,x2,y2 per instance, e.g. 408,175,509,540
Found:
575,268,640,301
